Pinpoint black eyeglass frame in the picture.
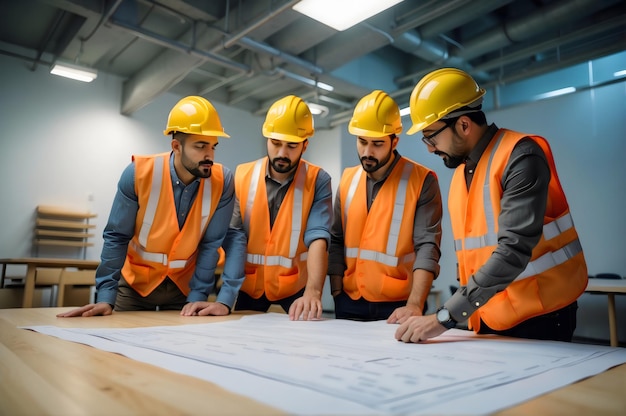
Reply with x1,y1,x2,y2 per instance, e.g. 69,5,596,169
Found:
421,118,457,147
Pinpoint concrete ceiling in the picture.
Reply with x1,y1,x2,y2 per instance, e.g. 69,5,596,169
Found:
1,0,625,128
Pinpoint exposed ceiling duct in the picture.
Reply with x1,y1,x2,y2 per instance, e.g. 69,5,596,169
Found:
0,0,623,127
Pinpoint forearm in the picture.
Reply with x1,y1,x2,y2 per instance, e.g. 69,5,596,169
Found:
217,226,247,309
304,238,328,298
407,269,434,311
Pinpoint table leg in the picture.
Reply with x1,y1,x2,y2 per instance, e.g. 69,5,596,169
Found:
607,294,617,347
22,265,36,308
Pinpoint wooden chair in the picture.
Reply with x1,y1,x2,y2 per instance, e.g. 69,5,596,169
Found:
56,269,96,307
3,267,63,307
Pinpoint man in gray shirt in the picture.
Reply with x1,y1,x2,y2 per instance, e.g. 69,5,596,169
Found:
396,68,587,342
328,90,442,322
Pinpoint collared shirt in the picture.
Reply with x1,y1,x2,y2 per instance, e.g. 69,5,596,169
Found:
445,124,551,322
328,150,442,277
222,158,333,286
95,152,237,308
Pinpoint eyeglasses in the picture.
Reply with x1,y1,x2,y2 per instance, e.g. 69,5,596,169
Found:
421,123,450,147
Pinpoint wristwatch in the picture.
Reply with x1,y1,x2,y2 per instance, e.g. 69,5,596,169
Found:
436,307,457,329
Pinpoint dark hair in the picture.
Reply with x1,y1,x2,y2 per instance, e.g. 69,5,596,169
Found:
173,131,188,143
465,111,487,126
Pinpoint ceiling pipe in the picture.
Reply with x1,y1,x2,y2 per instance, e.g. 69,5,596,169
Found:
395,0,618,85
472,15,626,73
221,0,300,49
454,0,617,62
110,17,251,73
237,36,323,75
31,10,67,71
389,0,514,77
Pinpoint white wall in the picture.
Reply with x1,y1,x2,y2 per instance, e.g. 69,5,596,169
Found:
1,53,624,342
0,54,264,261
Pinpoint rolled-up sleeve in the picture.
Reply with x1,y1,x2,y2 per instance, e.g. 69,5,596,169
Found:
303,169,333,248
412,172,442,277
327,189,346,276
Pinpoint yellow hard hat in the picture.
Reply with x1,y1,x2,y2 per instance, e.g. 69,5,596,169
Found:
349,90,402,137
406,68,486,135
163,96,230,138
262,95,314,143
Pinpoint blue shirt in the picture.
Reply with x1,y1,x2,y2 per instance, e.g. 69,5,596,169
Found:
95,152,239,308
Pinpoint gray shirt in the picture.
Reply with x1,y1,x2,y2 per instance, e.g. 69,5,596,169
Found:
328,150,442,278
221,159,333,297
445,124,551,323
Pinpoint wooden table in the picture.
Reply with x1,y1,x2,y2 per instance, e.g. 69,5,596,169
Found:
1,308,624,416
0,258,100,307
586,278,626,347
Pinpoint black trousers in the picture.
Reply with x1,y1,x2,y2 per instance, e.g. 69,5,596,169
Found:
113,277,188,311
478,301,578,342
333,291,427,322
234,288,305,313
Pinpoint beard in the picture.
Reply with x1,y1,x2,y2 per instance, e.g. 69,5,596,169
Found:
360,150,392,173
435,151,465,169
270,156,299,174
185,159,213,178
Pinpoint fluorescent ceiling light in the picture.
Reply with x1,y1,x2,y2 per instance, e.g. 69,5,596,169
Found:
534,87,576,100
50,61,98,83
399,106,411,117
316,81,334,92
613,69,626,77
293,0,404,31
307,103,329,117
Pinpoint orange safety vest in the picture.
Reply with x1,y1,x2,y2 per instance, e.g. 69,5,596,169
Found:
121,152,224,296
339,157,432,302
449,129,587,331
236,158,320,301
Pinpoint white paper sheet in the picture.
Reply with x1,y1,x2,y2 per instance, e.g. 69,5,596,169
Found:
25,313,626,415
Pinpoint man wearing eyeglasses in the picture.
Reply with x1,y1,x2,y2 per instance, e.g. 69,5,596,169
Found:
395,68,588,343
328,90,443,322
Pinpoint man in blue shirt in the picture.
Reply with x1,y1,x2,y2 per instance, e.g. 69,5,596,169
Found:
58,96,244,317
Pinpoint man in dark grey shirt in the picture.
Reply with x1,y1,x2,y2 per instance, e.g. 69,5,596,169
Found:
396,68,587,342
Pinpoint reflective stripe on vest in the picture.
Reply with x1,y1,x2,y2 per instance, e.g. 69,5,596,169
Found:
453,132,583,281
136,155,212,269
244,158,308,265
343,168,362,226
243,159,264,234
130,240,190,269
246,252,309,268
344,162,415,266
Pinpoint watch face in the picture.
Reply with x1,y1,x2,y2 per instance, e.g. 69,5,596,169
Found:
437,308,450,322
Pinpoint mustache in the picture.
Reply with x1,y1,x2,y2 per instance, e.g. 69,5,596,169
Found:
199,160,214,166
360,156,378,163
274,157,291,164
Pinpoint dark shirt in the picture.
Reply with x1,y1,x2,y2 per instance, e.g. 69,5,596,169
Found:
445,124,551,322
328,150,442,277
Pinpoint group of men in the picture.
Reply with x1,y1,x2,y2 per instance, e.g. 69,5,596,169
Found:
58,68,588,344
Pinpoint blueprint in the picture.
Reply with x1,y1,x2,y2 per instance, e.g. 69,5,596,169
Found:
25,313,626,415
